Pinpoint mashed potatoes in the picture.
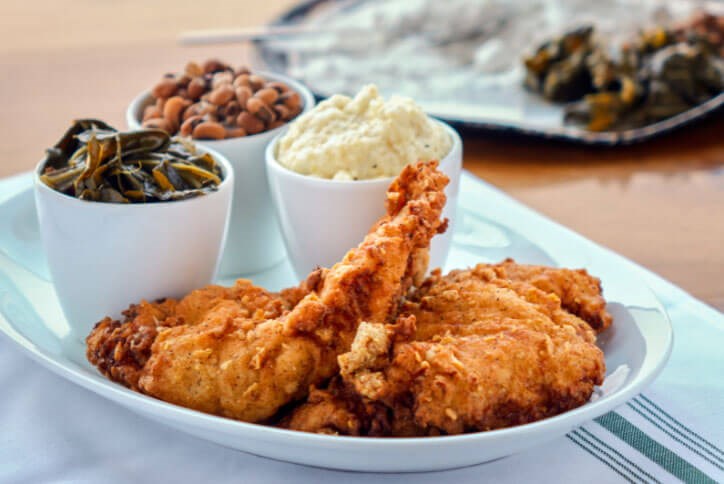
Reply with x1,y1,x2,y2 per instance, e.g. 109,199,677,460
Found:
276,85,452,180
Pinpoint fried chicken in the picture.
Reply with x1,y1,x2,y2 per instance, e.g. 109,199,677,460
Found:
482,259,613,332
87,161,448,422
278,324,422,437
287,262,609,436
86,279,309,390
277,378,412,437
87,159,612,436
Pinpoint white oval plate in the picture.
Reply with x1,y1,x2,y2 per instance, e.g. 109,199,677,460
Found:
0,177,672,472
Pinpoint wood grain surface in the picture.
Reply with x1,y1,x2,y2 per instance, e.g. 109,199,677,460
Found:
2,0,722,310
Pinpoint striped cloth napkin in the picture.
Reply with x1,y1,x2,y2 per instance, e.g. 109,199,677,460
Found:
570,392,723,483
0,172,722,483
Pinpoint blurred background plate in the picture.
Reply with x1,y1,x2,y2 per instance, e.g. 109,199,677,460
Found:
254,0,724,145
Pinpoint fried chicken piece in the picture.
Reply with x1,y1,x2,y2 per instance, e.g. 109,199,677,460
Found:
481,259,613,332
284,261,611,436
86,279,302,390
279,380,422,437
337,267,606,435
87,161,448,423
280,322,422,437
278,378,411,436
280,383,370,436
406,266,598,344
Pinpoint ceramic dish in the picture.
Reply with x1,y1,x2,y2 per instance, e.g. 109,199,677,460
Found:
127,72,316,275
254,0,724,145
33,147,233,340
0,171,672,472
265,120,463,279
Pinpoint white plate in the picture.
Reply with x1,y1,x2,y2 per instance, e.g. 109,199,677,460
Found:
0,174,672,472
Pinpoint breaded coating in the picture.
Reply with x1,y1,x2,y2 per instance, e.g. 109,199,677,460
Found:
481,259,612,332
278,379,402,436
405,266,599,344
338,268,606,434
87,160,613,437
86,280,296,390
288,262,610,436
87,161,448,423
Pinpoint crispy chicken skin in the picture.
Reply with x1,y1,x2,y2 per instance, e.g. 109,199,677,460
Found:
85,280,304,390
338,267,606,434
482,259,613,332
287,262,609,436
277,378,409,437
279,324,422,437
87,161,448,422
405,266,599,344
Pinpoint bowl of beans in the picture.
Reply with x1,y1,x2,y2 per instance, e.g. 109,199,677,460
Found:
127,60,316,275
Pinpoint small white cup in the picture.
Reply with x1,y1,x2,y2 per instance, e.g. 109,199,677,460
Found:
127,71,316,275
266,121,463,280
34,147,234,341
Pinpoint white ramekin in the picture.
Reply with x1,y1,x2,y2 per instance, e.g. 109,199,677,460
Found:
127,71,316,275
34,147,233,341
265,121,463,280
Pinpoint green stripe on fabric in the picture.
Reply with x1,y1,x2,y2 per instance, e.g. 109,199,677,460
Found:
627,402,724,472
579,427,661,484
567,433,637,484
572,430,650,483
638,395,724,459
596,412,718,484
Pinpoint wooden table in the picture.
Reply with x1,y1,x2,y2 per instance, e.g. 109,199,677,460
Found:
3,0,723,310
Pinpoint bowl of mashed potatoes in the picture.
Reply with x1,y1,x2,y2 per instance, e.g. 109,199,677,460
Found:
266,85,462,279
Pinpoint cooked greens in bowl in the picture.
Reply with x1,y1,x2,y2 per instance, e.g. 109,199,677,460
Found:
40,119,224,203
